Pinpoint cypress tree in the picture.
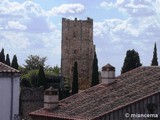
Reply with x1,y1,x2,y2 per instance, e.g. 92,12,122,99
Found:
72,62,78,95
91,52,99,87
11,55,18,70
37,66,46,87
121,49,142,74
151,43,158,66
5,54,10,66
58,88,63,100
0,48,5,63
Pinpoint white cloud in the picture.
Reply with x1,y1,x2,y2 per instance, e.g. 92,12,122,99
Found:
22,1,46,16
100,0,157,17
48,3,85,16
118,0,157,17
0,32,30,49
100,1,114,8
0,0,61,67
0,0,52,33
7,21,27,30
0,1,24,17
93,13,160,52
97,0,160,45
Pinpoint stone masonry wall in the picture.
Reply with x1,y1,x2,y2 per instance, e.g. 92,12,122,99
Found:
61,17,95,90
20,87,44,119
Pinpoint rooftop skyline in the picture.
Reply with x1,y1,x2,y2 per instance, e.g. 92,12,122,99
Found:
0,0,160,75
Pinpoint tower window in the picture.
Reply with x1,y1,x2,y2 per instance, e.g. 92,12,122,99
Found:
73,32,76,37
74,50,77,54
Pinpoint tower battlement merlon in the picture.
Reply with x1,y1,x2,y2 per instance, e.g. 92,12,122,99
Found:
87,17,93,22
62,17,93,22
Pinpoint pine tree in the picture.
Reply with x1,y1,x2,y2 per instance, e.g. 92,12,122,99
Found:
5,54,10,66
0,48,5,63
37,66,46,87
91,52,99,87
121,49,142,74
72,62,78,95
11,55,18,70
151,43,158,66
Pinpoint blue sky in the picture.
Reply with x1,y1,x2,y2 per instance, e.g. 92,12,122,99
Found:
0,0,160,75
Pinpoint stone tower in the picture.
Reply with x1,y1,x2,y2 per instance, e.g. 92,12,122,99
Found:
61,17,95,89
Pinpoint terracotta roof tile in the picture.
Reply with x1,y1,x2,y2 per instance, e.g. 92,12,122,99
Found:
0,62,19,73
30,66,160,120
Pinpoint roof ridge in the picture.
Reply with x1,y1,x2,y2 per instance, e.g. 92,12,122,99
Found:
0,62,19,73
117,66,153,78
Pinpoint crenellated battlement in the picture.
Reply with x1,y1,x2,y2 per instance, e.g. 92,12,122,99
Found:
62,17,93,29
62,17,93,22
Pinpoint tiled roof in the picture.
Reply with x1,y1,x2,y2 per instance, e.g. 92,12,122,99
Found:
0,62,19,73
30,66,160,120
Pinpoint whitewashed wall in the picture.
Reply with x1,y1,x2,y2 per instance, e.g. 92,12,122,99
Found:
0,77,11,120
0,76,20,120
13,77,20,119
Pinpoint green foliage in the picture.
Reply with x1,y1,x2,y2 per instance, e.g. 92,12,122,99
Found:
63,77,71,90
91,52,99,87
45,65,60,76
0,48,18,68
24,55,47,70
21,78,31,88
121,49,142,74
19,65,28,75
5,54,10,66
0,48,5,63
37,66,46,87
151,43,158,66
21,69,39,87
20,68,59,88
72,62,78,95
11,55,18,70
59,77,70,100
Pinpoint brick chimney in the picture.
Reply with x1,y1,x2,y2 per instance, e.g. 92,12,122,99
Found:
44,86,58,110
101,64,115,84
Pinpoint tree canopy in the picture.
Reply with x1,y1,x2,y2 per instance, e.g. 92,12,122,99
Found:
151,43,158,66
24,55,47,70
5,54,10,66
45,65,60,75
11,55,18,70
121,49,142,74
0,48,5,63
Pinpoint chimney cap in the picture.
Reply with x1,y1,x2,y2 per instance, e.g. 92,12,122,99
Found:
44,86,58,95
102,64,115,71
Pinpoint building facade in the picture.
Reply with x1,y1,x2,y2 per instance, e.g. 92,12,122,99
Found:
0,62,20,120
61,17,95,89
